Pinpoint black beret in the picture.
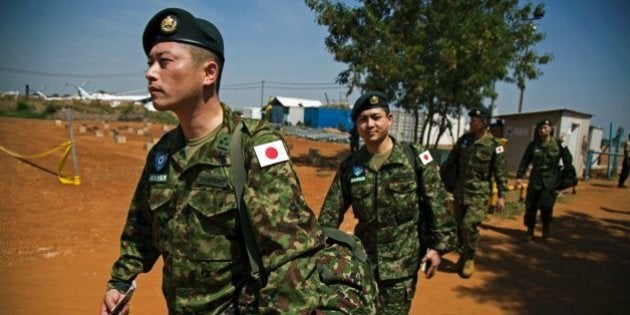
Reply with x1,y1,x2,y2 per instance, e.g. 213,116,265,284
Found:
351,91,389,121
143,8,224,62
536,119,552,128
468,107,491,121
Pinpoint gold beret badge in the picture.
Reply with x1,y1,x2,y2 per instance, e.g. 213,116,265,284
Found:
160,15,177,34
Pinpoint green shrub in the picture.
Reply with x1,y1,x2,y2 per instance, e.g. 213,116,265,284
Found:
44,102,62,114
15,100,31,111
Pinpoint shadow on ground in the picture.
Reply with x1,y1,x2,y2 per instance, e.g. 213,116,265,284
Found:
466,210,630,314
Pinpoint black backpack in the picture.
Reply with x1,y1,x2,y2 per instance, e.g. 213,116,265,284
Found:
555,139,577,190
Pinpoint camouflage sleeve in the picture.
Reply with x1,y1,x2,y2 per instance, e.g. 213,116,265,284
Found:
241,123,324,271
493,141,509,197
516,142,534,179
318,169,351,228
440,138,459,193
416,145,457,253
107,164,160,292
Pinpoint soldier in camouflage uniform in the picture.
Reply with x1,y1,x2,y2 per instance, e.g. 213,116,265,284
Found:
100,8,377,314
440,108,508,279
319,92,456,315
516,119,573,241
618,134,630,188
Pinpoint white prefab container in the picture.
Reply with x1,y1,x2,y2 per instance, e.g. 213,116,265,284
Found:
241,107,262,120
389,109,464,146
496,108,592,178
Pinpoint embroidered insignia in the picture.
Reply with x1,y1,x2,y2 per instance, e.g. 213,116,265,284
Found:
154,151,168,172
352,165,364,177
419,150,433,165
350,164,366,183
254,140,289,167
216,134,230,152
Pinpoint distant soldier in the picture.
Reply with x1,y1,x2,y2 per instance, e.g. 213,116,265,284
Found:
516,119,573,240
618,134,630,188
440,108,508,279
319,91,456,314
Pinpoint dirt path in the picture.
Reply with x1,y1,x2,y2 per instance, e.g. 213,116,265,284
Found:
0,117,628,314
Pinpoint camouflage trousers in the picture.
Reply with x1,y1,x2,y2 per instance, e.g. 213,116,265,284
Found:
454,200,487,259
524,188,558,227
236,232,379,314
377,275,417,315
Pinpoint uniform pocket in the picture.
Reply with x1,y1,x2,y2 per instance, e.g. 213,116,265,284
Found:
474,151,492,163
148,187,174,253
187,189,238,260
350,184,375,222
387,179,418,223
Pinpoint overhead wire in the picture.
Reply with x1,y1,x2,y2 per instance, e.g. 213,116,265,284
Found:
1,65,349,92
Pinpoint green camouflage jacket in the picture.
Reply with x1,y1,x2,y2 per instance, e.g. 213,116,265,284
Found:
517,138,572,190
319,139,455,281
441,132,508,205
106,103,326,313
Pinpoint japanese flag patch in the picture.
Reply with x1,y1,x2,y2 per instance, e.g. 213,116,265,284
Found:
418,150,433,165
254,140,289,167
496,145,504,154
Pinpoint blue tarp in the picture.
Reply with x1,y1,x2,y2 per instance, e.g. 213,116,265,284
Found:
304,107,352,131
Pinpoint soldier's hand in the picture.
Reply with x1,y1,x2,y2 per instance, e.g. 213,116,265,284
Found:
100,289,129,315
421,249,441,279
495,197,505,213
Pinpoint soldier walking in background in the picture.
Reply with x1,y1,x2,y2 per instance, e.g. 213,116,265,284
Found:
440,108,508,279
516,119,573,240
319,92,456,314
618,134,630,188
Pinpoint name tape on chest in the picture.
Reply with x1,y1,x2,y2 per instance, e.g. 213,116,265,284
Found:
418,150,433,165
496,145,504,154
254,140,289,167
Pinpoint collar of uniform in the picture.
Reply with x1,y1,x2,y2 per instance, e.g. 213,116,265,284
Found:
471,132,494,145
171,103,237,170
360,137,407,171
386,139,412,166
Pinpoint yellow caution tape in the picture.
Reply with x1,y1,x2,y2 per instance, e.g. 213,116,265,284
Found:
0,140,80,185
488,182,528,206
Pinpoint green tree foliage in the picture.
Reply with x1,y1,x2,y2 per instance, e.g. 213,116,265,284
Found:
305,0,551,147
508,2,553,112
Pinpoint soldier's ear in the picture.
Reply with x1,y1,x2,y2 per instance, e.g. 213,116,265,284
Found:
202,61,219,87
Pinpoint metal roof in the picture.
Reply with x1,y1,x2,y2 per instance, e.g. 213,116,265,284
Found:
495,107,592,118
270,96,323,108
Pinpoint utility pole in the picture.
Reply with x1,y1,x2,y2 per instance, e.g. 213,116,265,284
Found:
260,80,265,107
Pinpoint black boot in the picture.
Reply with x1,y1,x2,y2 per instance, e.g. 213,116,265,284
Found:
525,226,535,242
542,224,550,240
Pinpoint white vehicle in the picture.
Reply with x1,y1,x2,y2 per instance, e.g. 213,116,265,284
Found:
67,81,154,111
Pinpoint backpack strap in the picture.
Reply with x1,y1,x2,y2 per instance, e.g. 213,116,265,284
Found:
321,227,367,262
230,122,267,288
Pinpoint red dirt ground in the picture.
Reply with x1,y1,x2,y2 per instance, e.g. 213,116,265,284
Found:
0,117,628,314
